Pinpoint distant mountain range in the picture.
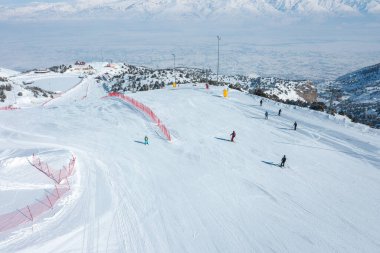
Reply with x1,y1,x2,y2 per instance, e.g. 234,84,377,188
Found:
1,0,379,19
334,63,380,126
336,63,380,101
316,63,380,127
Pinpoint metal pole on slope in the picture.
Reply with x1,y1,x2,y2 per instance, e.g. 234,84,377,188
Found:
217,36,221,86
328,82,335,114
172,53,176,85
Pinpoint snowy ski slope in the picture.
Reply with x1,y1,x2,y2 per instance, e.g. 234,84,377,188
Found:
0,74,379,252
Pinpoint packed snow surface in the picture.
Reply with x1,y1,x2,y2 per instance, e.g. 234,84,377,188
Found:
0,73,380,252
0,68,19,78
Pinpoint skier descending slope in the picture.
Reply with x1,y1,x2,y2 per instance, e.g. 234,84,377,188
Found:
278,109,282,116
260,99,263,106
294,121,298,131
265,111,269,120
144,136,149,145
230,130,236,142
280,155,287,167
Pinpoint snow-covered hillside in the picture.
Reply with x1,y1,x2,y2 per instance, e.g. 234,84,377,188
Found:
0,65,379,252
0,68,19,78
97,63,317,104
250,77,317,103
0,73,54,107
1,62,317,106
1,0,380,19
0,65,93,108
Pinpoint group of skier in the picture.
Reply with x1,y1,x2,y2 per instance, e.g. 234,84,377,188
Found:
229,130,287,167
261,101,298,131
227,99,300,168
142,98,297,168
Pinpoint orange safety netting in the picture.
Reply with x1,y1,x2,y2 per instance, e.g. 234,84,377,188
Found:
0,105,19,110
0,155,76,233
30,155,76,184
108,92,172,141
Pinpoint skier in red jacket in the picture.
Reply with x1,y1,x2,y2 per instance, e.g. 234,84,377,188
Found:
230,130,236,142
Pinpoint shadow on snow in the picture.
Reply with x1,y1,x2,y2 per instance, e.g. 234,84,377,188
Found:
215,137,231,142
261,161,281,167
277,127,293,131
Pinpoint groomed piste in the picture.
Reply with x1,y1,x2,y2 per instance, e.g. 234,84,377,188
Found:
0,71,379,253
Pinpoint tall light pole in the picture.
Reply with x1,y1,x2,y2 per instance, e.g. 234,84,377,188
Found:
217,36,221,86
328,82,336,114
172,53,176,84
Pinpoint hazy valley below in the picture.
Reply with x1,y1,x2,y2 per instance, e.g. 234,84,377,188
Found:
1,17,379,81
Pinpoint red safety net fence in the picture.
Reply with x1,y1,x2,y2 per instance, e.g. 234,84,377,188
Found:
0,105,19,111
41,93,63,107
29,154,76,184
42,78,85,107
0,155,76,233
108,92,172,141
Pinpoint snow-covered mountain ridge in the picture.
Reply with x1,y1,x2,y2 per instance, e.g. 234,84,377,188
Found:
1,0,379,19
80,62,380,128
2,62,379,128
96,64,317,104
0,63,317,106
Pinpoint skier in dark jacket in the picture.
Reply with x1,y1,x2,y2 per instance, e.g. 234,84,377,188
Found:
260,99,263,106
144,136,149,145
294,121,297,130
280,155,286,167
265,111,268,119
230,131,236,142
278,109,282,116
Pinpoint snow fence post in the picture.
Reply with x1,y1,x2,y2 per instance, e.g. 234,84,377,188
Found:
46,194,53,209
47,164,52,178
64,174,71,190
55,185,60,198
27,206,33,221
